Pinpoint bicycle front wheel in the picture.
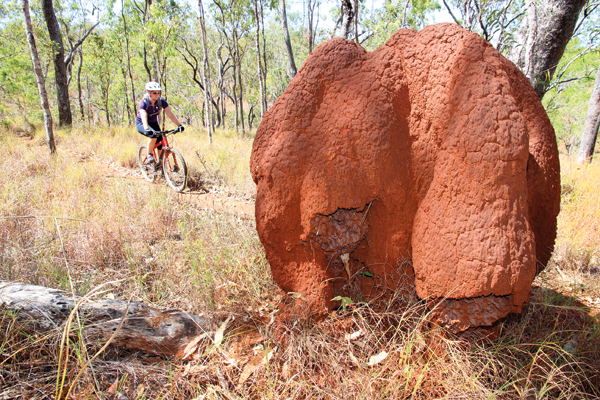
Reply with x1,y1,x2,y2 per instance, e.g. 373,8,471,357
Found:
138,145,157,182
163,149,188,192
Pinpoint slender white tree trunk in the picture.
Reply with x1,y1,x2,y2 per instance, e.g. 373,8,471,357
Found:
254,0,267,117
280,0,297,79
199,0,214,143
577,63,600,163
22,0,55,154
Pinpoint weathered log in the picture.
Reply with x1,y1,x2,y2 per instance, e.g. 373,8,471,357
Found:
0,281,217,359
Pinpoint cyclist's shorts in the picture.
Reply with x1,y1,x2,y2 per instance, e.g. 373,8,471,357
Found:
136,121,164,149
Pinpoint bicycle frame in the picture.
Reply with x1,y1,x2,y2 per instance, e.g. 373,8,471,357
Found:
148,129,179,170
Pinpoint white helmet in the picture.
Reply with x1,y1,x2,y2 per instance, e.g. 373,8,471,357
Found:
145,81,162,91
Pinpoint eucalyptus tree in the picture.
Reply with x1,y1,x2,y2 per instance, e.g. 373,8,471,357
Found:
75,48,85,120
41,0,99,127
253,0,267,115
86,32,120,125
307,0,320,53
121,0,138,121
279,0,296,78
213,0,253,134
509,0,589,99
22,0,55,152
177,21,224,129
340,0,354,39
578,61,600,162
215,42,232,126
199,0,214,142
42,0,71,126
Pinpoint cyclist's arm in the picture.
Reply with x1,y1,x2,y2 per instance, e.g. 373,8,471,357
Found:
139,109,150,131
164,106,181,127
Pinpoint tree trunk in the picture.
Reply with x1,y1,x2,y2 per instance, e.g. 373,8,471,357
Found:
143,47,152,82
280,0,297,79
236,30,246,136
260,0,268,87
217,43,230,128
0,281,217,359
22,0,55,153
253,0,267,117
577,63,600,163
308,0,320,54
232,51,239,133
508,0,587,99
199,0,214,143
42,0,72,127
340,0,354,39
77,50,85,121
122,0,138,120
120,64,132,125
353,0,359,43
103,81,111,126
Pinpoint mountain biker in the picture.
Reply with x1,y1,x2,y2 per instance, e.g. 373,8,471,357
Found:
136,81,184,166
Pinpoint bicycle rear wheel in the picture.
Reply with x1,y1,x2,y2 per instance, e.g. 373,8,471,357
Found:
138,145,157,182
163,149,188,192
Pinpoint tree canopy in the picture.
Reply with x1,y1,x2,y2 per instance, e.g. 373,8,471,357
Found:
1,0,599,155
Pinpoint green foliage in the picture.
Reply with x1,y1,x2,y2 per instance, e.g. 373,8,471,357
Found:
0,20,41,122
1,0,599,139
332,295,354,312
360,0,441,49
543,42,600,154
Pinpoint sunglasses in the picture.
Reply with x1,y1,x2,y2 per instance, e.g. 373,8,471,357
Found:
150,91,160,95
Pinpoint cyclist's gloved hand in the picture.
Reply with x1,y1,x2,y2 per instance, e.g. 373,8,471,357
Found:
145,127,156,136
177,125,185,133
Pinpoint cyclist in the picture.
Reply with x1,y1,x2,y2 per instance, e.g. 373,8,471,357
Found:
136,81,184,166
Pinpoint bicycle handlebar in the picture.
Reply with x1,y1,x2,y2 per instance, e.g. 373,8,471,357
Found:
154,128,180,135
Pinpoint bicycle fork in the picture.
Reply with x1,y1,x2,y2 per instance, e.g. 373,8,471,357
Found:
154,147,180,172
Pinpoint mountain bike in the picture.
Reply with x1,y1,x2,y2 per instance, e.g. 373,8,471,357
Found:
138,128,188,192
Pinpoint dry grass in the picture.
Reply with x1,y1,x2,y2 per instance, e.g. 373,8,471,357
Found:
1,126,599,399
538,155,600,315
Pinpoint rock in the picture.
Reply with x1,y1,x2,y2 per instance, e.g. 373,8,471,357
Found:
250,24,560,331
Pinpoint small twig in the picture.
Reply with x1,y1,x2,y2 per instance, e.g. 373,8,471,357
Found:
361,201,374,224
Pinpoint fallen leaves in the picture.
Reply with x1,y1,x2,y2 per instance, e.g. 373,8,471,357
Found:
237,347,276,388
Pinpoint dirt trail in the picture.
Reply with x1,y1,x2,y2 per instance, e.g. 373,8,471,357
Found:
97,158,255,219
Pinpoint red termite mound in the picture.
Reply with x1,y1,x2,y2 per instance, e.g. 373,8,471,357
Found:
250,24,560,331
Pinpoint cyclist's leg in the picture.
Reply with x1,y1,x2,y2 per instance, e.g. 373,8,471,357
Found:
147,138,157,157
136,120,156,164
148,122,163,161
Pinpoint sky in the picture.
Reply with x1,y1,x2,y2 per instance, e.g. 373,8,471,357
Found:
108,0,457,31
286,0,456,27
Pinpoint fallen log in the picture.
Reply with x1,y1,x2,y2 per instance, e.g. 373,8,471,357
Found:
0,280,217,359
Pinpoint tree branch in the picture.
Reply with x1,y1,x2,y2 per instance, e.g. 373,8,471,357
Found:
64,21,99,67
442,0,462,25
